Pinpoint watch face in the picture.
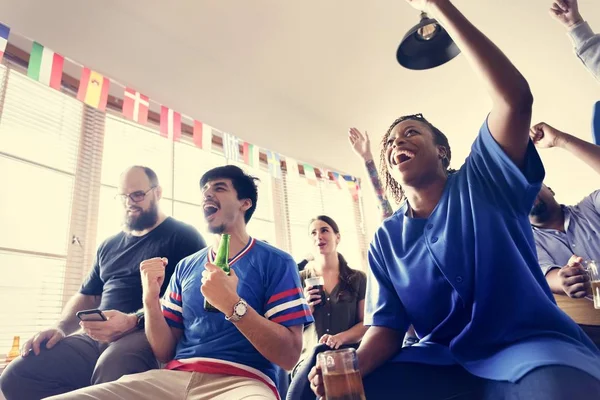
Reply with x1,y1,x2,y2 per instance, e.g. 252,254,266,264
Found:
235,302,247,316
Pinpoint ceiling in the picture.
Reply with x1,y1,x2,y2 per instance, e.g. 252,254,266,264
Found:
2,0,600,203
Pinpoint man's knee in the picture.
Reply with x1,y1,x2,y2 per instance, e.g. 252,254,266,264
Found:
0,359,26,399
92,332,158,384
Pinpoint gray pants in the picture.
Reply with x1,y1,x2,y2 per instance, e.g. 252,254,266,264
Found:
0,330,158,400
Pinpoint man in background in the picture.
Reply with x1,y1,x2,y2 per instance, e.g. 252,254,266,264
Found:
550,0,600,82
46,165,312,399
0,166,206,400
529,122,600,346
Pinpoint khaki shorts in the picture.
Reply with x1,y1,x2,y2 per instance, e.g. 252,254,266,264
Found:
44,369,277,400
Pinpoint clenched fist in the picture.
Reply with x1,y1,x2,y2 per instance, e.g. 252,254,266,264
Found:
530,122,567,149
140,257,168,304
549,0,583,29
201,263,240,315
559,255,591,298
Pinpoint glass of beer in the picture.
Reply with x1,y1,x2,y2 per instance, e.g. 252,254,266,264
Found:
583,260,600,309
317,348,366,400
305,276,326,308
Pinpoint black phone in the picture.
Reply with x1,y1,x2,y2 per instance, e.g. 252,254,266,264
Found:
76,309,107,322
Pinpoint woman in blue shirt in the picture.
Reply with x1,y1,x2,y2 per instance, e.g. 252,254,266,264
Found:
307,0,600,398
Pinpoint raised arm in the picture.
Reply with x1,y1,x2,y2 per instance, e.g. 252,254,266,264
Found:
550,0,600,82
410,0,533,167
348,128,394,220
141,257,181,363
531,122,600,175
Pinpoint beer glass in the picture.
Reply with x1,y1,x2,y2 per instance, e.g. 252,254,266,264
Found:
305,276,326,308
317,348,366,400
583,259,600,309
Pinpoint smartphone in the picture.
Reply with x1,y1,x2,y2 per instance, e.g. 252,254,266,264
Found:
76,309,107,322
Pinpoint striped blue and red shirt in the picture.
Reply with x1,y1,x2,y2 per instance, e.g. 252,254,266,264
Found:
161,237,313,397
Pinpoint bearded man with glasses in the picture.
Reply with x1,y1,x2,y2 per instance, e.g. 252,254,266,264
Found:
0,166,206,400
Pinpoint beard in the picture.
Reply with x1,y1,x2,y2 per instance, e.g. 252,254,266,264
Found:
529,199,548,219
125,200,159,231
208,223,226,234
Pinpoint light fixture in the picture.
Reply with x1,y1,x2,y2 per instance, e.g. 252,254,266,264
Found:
396,12,460,70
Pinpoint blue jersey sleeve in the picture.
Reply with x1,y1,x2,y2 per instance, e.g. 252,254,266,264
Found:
263,254,314,328
162,262,184,330
364,236,410,332
466,117,545,215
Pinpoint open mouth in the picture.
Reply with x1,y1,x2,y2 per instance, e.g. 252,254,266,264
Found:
203,203,219,220
317,242,326,248
392,149,415,166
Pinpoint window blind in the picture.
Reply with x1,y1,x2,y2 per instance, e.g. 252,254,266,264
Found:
0,65,84,363
283,170,368,271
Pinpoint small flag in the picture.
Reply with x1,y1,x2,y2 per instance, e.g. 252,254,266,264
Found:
321,169,332,184
160,106,181,141
344,175,359,201
332,171,343,190
286,157,300,179
0,24,10,63
77,68,110,111
304,164,317,186
122,88,149,124
27,42,64,90
266,151,282,178
223,132,240,162
193,121,213,151
243,142,259,167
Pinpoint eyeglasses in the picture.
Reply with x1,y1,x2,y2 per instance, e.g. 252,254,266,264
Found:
115,187,156,203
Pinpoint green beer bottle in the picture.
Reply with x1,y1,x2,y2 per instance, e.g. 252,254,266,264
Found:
204,233,231,312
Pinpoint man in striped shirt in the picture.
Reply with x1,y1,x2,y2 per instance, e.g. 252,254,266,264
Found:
48,165,313,400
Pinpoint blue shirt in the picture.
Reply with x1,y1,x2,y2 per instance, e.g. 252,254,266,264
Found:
161,238,313,389
365,119,600,382
533,192,600,275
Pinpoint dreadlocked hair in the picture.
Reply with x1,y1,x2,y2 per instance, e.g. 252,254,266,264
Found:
379,113,456,203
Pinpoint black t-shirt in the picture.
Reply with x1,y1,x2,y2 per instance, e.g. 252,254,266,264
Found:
80,217,206,313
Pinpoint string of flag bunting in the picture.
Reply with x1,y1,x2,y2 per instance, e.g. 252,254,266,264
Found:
0,22,361,200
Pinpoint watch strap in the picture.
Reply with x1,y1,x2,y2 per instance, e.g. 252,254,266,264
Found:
225,299,247,322
135,310,145,329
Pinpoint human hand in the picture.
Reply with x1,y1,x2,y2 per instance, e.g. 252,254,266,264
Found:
530,122,567,149
308,363,325,399
303,285,322,313
201,263,240,314
80,310,137,343
348,128,373,161
21,328,66,357
140,257,168,304
319,333,348,349
559,255,591,298
404,0,448,13
549,0,583,29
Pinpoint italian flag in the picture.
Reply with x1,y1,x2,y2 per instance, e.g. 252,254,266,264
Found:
303,164,317,186
243,142,259,167
27,42,64,90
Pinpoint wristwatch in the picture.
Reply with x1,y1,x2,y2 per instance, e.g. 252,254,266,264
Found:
135,310,145,329
225,298,248,322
